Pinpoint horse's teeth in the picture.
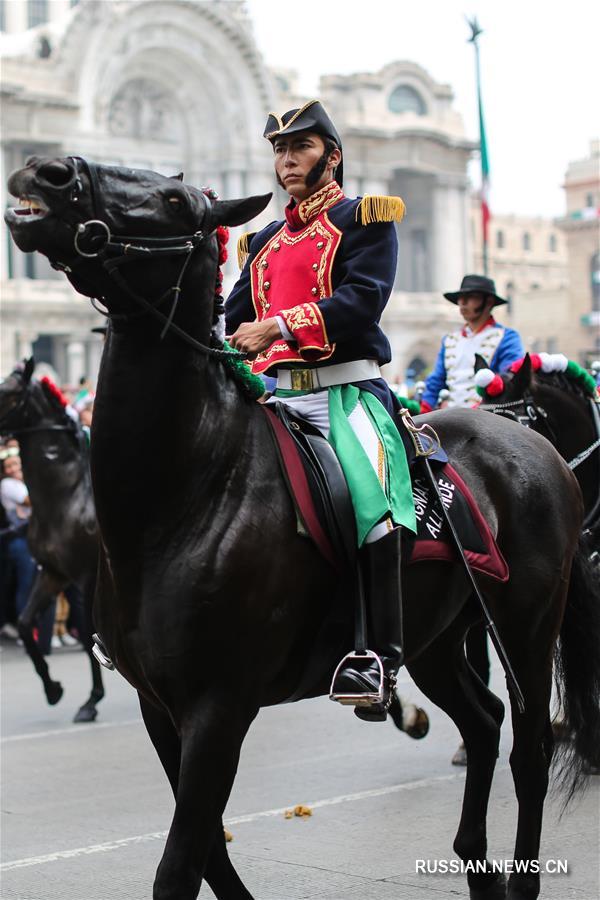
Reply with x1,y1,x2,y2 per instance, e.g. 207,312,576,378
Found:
18,198,43,211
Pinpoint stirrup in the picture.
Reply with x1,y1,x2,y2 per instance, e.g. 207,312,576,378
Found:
329,650,385,706
92,633,115,670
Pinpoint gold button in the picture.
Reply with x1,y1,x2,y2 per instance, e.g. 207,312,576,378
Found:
264,281,270,290
311,287,318,295
312,263,318,270
324,343,330,350
261,260,268,268
310,232,316,239
273,243,280,251
317,241,324,249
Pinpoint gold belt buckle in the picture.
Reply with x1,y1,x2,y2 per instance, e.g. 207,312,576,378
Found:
290,369,315,391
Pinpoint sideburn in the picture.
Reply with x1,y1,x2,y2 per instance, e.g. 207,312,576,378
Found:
305,151,331,188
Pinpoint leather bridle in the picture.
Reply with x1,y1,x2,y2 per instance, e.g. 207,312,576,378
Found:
46,157,245,360
0,377,81,445
482,387,600,536
481,390,558,443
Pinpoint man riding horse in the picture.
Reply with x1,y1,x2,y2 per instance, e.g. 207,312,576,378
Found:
227,100,415,721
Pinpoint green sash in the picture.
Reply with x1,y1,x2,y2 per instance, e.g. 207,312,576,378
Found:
327,385,416,545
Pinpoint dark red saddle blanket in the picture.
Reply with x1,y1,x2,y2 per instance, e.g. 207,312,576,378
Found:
264,408,508,582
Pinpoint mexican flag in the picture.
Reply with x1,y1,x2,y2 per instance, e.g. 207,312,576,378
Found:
478,76,490,245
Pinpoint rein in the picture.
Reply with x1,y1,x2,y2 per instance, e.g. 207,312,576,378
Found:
49,158,247,361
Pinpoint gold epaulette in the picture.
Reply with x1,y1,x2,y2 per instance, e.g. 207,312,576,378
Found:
355,195,406,226
237,231,256,270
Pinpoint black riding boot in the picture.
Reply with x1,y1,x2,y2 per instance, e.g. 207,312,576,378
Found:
330,527,403,722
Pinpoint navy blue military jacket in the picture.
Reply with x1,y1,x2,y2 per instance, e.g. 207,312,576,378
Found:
225,182,400,376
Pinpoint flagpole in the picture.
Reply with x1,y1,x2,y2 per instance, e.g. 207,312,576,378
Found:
467,16,490,276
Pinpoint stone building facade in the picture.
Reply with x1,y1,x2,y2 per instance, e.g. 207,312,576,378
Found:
470,204,570,358
1,0,276,385
556,139,600,364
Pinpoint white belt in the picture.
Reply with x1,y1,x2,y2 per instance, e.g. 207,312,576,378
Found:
277,359,381,391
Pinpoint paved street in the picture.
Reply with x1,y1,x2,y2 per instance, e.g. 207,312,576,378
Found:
1,639,598,900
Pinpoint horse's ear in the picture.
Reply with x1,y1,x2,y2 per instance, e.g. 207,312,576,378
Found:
23,357,35,383
474,353,488,373
512,353,533,393
209,194,273,228
171,173,184,181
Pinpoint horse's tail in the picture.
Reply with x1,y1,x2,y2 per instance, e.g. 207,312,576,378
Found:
552,530,600,801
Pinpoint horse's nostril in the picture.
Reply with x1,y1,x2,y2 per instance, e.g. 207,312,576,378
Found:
37,161,73,187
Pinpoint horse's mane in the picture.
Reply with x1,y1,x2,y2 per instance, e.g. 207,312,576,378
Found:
533,368,593,401
509,354,598,401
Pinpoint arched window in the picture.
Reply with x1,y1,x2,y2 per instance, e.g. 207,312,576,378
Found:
496,229,505,249
405,356,427,385
38,36,51,58
388,85,426,116
548,233,557,252
522,232,531,251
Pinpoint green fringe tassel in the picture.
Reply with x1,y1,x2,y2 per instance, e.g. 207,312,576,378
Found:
395,394,421,415
356,195,406,226
565,359,598,396
221,341,266,401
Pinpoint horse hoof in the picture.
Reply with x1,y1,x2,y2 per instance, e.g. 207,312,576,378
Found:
470,872,507,899
45,681,64,705
73,704,98,723
405,707,430,739
452,741,467,766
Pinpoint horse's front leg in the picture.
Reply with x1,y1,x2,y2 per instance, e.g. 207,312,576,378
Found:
71,584,105,723
17,567,64,705
152,688,258,900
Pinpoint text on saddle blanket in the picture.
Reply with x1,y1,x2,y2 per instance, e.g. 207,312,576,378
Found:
408,463,508,582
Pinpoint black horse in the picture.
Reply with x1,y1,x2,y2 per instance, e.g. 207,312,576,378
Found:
0,360,104,722
477,353,600,554
6,156,600,900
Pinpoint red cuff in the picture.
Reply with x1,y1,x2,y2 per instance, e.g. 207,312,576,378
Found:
280,303,333,360
420,400,433,413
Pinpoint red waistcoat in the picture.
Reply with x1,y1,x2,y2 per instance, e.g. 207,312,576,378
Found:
249,182,344,374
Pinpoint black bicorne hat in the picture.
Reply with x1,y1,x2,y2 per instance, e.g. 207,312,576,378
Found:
444,274,507,307
264,100,344,187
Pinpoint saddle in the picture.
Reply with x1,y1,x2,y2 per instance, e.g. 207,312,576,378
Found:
262,402,358,572
262,403,508,582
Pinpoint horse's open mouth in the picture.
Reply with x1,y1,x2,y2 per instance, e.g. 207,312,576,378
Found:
10,196,49,221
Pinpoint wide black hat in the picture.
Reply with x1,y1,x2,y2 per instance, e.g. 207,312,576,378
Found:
444,274,507,307
263,100,343,186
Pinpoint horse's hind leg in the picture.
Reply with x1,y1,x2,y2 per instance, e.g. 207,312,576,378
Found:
18,567,65,705
504,645,555,900
407,620,507,900
72,585,105,723
142,691,257,900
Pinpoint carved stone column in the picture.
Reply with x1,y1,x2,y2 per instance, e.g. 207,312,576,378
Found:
66,340,86,386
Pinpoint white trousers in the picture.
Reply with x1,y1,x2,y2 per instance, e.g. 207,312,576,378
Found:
268,391,392,543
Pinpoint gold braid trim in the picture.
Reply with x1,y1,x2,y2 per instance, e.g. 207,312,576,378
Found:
237,232,255,270
356,195,406,226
